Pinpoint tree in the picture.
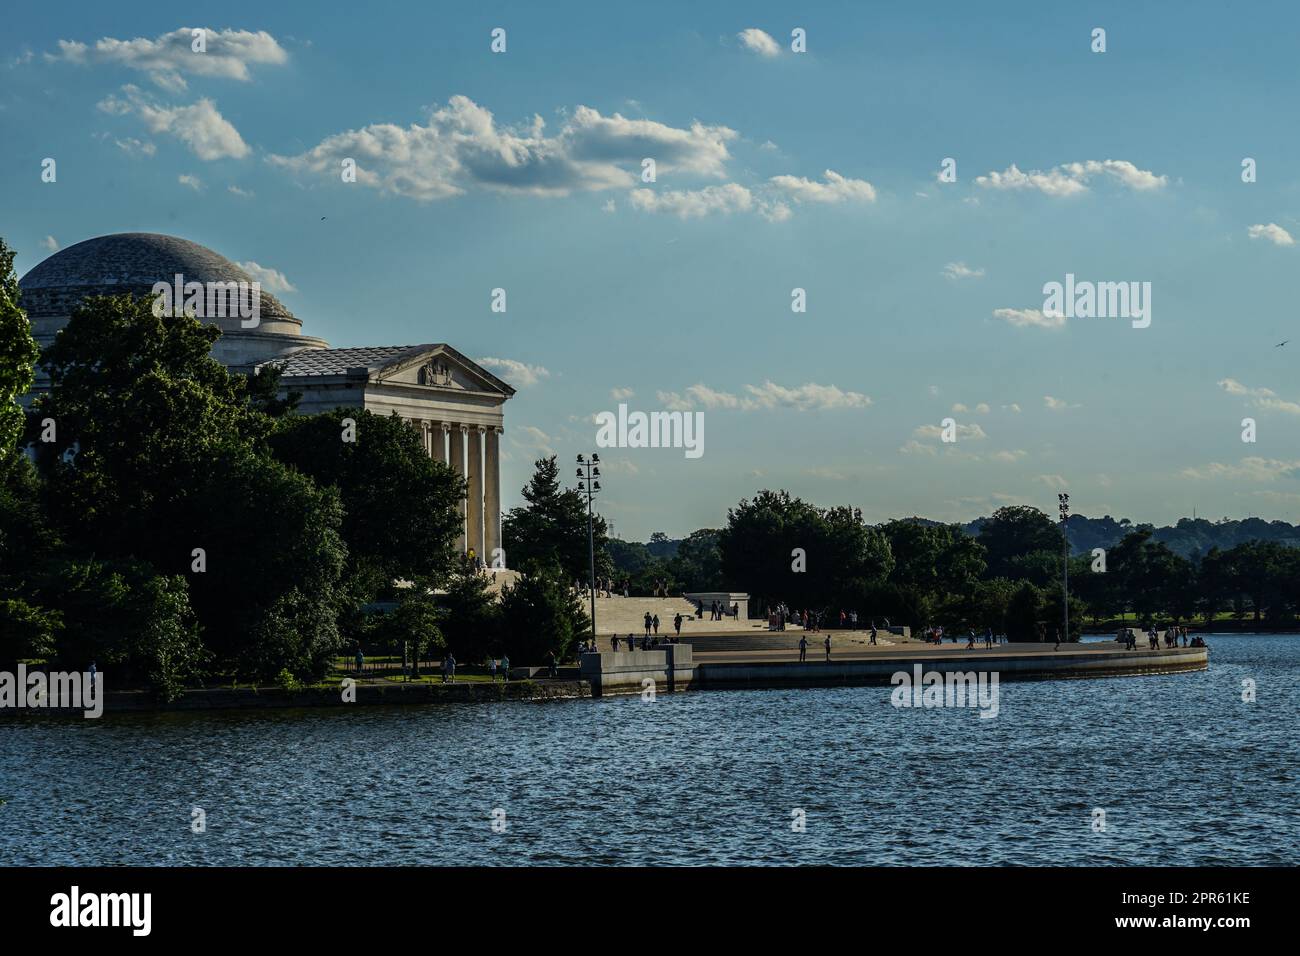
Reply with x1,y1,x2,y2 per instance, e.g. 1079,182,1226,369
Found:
977,505,1063,580
670,529,725,592
499,559,589,663
1006,581,1045,642
26,294,348,681
375,578,444,677
50,558,207,701
718,490,892,611
270,408,464,592
438,556,502,660
0,238,40,452
502,456,611,583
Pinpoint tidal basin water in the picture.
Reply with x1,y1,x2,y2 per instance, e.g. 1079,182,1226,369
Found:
1,635,1296,866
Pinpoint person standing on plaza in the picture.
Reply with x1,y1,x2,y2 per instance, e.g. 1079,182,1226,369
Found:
799,634,808,662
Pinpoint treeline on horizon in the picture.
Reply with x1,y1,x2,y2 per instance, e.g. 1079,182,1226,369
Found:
609,493,1300,639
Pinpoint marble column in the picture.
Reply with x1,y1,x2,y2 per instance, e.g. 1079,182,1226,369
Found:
431,421,448,465
467,426,485,562
484,427,502,567
449,425,467,554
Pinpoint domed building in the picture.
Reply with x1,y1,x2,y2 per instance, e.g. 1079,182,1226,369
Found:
20,232,514,560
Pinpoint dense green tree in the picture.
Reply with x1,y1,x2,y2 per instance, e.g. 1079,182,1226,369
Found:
50,558,206,701
438,556,502,660
502,456,611,584
718,490,892,611
1006,581,1046,642
498,559,589,662
0,238,40,452
670,528,725,592
977,505,1064,580
269,407,464,591
26,294,347,681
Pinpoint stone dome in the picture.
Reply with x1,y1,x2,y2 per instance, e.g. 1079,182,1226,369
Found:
19,232,329,371
19,232,297,324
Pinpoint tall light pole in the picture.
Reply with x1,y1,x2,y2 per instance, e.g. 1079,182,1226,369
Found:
1058,492,1070,643
576,454,601,641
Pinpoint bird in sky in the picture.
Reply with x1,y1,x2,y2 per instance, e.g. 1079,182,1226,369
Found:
1276,340,1289,348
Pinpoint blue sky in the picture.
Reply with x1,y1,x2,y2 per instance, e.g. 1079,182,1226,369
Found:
4,1,1300,539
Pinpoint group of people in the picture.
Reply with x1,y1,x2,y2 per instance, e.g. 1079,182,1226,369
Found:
920,626,1004,648
767,605,890,634
1118,625,1204,650
797,633,839,662
575,577,631,598
697,599,739,621
612,631,681,651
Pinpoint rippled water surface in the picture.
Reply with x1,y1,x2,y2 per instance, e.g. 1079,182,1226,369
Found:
1,635,1296,865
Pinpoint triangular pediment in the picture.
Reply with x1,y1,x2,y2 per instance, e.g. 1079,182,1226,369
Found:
374,344,517,396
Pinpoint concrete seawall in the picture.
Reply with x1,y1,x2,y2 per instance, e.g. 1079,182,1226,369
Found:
580,646,696,696
579,643,1207,695
693,646,1207,689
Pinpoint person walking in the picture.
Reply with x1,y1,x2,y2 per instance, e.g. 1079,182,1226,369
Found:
644,612,653,638
612,634,620,652
674,613,683,638
548,650,558,678
824,634,832,661
489,656,498,682
500,654,510,682
869,623,878,646
652,614,660,636
799,634,808,662
354,647,364,674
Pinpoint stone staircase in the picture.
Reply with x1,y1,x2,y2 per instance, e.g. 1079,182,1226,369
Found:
585,595,764,637
677,630,903,652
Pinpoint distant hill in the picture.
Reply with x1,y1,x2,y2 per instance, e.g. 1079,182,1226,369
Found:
965,514,1300,560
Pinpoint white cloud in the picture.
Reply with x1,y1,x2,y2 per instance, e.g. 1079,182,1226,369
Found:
1182,458,1300,482
269,96,737,201
943,261,984,280
610,387,634,400
629,183,753,219
1044,395,1081,411
41,235,58,251
994,307,1066,329
510,425,555,456
975,160,1167,197
1247,223,1295,247
602,199,616,213
975,402,990,414
656,380,870,412
1218,378,1300,416
177,173,203,191
951,403,969,413
227,184,254,198
1003,403,1022,413
990,449,1026,462
737,28,781,57
234,260,294,292
114,136,156,157
769,169,876,204
49,28,287,90
1037,474,1070,489
899,440,937,456
99,86,249,160
475,357,551,388
913,422,987,441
